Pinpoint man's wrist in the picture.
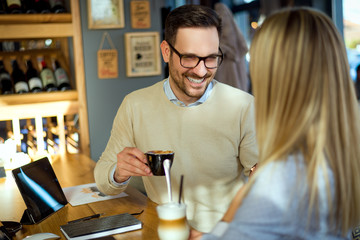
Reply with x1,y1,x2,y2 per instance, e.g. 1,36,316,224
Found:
114,174,130,183
110,166,131,187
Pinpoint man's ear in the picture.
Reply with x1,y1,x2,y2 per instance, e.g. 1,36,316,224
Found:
160,40,170,63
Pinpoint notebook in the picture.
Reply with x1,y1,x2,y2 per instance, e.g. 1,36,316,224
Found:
60,213,142,240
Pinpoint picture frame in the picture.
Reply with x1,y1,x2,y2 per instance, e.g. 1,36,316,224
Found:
87,0,125,29
130,0,151,29
124,32,162,77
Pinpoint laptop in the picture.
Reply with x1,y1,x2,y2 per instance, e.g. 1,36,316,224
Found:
12,157,68,224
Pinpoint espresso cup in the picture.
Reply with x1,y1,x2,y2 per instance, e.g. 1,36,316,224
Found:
156,202,189,240
145,150,174,176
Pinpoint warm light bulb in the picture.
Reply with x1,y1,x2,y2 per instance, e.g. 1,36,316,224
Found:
251,22,258,29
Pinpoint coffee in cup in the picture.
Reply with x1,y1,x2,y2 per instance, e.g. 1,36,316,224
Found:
156,202,189,240
145,150,174,176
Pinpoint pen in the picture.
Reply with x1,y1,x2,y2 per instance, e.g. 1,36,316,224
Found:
67,213,105,224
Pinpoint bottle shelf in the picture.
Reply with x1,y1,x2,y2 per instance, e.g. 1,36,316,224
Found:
0,49,69,64
0,48,74,91
0,23,73,39
0,14,73,39
0,99,79,120
0,13,72,23
0,1,90,156
0,89,77,106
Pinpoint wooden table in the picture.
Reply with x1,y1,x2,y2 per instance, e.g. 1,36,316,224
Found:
0,154,159,240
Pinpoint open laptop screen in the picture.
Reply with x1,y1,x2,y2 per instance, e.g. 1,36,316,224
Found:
12,157,68,224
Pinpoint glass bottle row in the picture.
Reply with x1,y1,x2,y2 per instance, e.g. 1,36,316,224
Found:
0,56,72,95
0,0,67,14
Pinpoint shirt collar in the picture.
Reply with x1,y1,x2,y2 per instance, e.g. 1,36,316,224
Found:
163,78,214,107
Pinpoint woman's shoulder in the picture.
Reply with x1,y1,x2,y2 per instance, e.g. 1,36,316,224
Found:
258,155,305,181
252,155,307,199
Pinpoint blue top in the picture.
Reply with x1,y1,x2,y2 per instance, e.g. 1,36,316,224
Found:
202,154,351,240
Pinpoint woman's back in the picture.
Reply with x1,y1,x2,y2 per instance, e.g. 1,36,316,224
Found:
227,155,349,239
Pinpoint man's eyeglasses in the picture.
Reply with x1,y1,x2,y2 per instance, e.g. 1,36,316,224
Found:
167,42,223,69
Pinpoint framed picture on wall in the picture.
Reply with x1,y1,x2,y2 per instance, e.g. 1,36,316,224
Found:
87,0,125,29
130,0,151,29
124,32,162,77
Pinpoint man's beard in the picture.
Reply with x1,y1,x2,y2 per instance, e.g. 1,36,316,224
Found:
168,62,214,100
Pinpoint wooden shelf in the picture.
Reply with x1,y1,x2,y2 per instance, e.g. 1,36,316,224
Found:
0,100,79,120
0,14,73,39
0,2,90,156
0,48,65,57
0,23,73,39
0,49,73,88
0,90,78,106
0,13,72,23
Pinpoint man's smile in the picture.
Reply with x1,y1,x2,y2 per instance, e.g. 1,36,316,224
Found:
186,76,205,84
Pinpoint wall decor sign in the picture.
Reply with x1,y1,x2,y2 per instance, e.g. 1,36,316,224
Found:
130,0,151,29
88,0,125,29
97,32,118,79
124,32,161,77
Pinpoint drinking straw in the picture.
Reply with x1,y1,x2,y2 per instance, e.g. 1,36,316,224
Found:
178,175,184,204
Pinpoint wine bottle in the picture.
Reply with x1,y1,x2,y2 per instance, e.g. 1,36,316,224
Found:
26,123,36,156
11,59,29,94
6,0,22,13
21,0,37,13
0,0,7,14
0,60,14,94
25,59,42,92
20,126,28,153
54,60,71,91
34,0,50,13
49,0,65,13
39,59,57,91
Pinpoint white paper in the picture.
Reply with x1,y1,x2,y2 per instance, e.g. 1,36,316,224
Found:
63,183,128,206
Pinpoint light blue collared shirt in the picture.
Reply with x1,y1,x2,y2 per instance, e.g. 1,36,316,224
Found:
163,78,214,107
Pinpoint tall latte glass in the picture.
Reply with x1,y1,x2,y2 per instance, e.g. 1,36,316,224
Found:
156,202,189,240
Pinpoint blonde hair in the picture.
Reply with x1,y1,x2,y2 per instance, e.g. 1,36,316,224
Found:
249,7,360,235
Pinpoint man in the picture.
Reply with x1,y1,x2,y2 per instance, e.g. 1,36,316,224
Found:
94,4,258,233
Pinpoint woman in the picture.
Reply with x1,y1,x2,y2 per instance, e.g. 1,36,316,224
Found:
191,7,360,240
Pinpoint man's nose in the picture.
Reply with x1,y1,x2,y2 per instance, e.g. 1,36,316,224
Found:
192,60,208,77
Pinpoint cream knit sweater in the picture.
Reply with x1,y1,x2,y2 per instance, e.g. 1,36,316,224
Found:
95,80,258,232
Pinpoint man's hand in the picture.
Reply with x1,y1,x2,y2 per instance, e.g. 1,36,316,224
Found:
249,163,258,178
113,147,153,183
189,229,203,240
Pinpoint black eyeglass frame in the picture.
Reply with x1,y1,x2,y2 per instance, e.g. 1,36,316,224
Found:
167,42,223,69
